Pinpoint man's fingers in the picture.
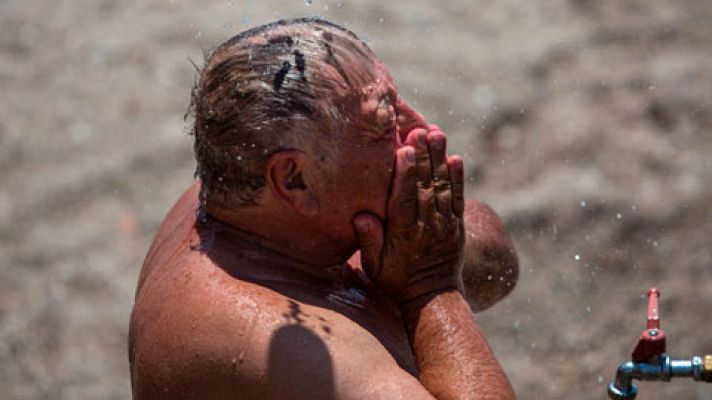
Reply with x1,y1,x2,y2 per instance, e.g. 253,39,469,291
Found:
428,131,452,215
433,180,453,216
388,146,418,229
405,128,432,185
353,213,385,279
448,155,465,217
428,131,449,183
417,185,436,225
406,129,438,224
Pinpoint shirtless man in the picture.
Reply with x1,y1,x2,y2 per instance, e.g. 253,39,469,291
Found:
129,18,517,399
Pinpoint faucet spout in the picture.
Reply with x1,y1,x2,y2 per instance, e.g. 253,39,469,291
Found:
608,360,646,400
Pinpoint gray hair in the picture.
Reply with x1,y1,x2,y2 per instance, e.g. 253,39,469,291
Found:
189,18,377,206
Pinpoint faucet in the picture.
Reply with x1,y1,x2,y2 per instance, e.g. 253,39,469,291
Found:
607,288,712,399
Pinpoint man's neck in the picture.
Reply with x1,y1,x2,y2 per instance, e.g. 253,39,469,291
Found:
199,205,353,285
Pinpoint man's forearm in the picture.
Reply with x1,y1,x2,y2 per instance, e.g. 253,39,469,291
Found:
402,290,515,400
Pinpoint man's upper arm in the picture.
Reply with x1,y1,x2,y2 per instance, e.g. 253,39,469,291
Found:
229,319,436,400
336,360,436,400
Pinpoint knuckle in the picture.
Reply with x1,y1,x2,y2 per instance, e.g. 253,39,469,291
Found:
417,189,434,203
433,180,451,192
416,181,432,191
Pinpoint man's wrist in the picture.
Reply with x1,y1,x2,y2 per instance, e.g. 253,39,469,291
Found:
393,265,462,306
397,285,462,323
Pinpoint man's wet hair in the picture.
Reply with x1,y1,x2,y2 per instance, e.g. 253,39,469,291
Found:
189,18,378,206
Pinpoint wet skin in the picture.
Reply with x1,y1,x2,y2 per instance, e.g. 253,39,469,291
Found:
130,186,515,399
130,56,517,399
131,182,424,399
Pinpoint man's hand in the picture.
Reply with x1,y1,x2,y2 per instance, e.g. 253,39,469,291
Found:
353,126,466,305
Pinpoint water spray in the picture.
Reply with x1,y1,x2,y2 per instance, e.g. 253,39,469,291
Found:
607,288,712,399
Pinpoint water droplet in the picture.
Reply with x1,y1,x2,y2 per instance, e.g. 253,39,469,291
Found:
580,200,587,207
574,254,581,261
305,0,312,5
487,275,493,281
378,17,385,23
598,375,604,383
616,213,622,219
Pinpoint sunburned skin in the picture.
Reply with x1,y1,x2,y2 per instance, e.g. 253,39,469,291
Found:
130,19,517,400
130,179,515,399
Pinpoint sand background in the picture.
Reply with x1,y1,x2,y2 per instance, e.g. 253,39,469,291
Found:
1,0,711,398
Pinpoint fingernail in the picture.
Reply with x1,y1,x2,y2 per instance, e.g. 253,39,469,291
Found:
405,148,415,162
358,220,371,233
432,137,444,150
417,133,427,147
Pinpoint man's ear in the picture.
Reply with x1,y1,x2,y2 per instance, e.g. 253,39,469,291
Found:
264,150,319,217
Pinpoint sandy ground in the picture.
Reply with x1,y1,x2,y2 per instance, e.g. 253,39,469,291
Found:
1,0,711,398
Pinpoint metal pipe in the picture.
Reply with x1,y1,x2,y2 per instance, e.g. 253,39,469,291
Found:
670,357,703,379
608,355,711,399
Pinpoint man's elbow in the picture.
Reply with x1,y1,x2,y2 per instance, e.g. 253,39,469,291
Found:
461,199,519,312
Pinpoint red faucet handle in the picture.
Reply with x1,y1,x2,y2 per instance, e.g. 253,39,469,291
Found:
646,287,660,330
632,287,666,363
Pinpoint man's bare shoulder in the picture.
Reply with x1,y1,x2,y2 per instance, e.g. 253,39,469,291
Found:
129,199,427,398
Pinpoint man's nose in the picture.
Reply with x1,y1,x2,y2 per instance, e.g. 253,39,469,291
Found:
395,100,428,145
